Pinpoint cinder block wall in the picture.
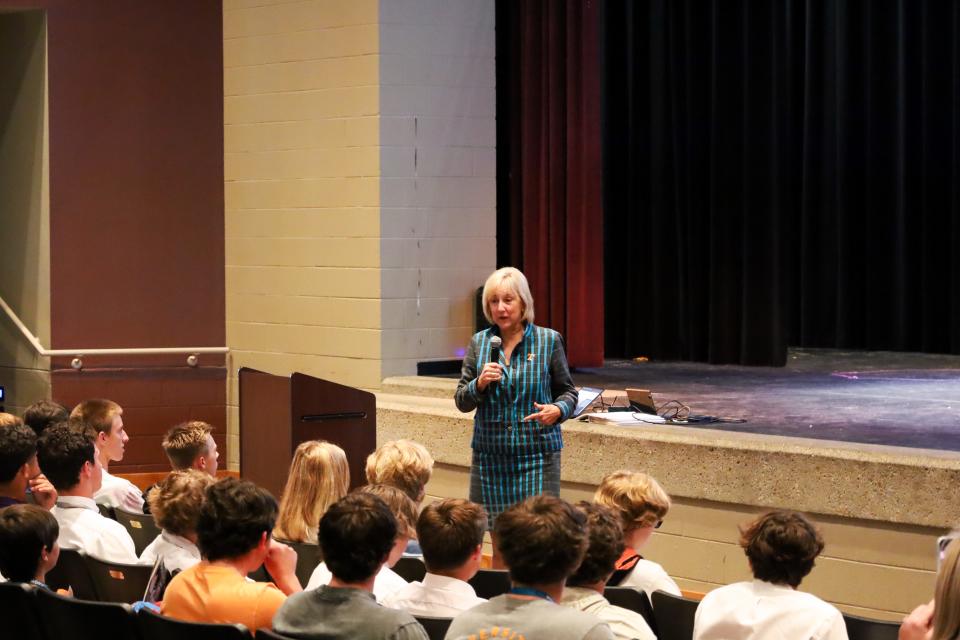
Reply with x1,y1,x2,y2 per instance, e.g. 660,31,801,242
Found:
223,0,497,469
378,0,497,377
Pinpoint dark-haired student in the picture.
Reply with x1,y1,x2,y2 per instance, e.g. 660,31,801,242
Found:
446,495,613,640
0,504,60,588
693,510,848,640
382,498,487,616
273,492,428,640
161,478,301,632
561,503,655,640
22,400,69,438
39,421,139,563
0,416,56,510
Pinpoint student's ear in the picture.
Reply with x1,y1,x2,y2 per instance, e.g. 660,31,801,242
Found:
471,543,484,564
196,455,207,471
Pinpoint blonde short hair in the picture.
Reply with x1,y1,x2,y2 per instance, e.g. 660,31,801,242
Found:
481,267,535,325
70,399,122,436
275,440,350,543
358,484,418,539
149,469,216,537
0,413,23,428
162,421,213,470
594,470,671,531
365,439,434,503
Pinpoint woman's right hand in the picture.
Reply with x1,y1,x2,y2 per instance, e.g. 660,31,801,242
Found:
476,362,504,392
899,600,934,640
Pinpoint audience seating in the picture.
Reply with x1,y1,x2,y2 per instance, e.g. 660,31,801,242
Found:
35,586,139,640
414,614,452,640
651,590,700,640
45,548,100,600
84,554,154,603
0,582,45,640
468,568,511,599
115,507,162,556
97,503,117,520
273,538,322,588
394,556,427,583
255,629,298,640
606,567,631,586
138,607,249,640
843,612,900,640
604,586,658,636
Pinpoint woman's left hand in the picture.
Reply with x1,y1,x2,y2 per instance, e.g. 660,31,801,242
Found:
523,402,562,426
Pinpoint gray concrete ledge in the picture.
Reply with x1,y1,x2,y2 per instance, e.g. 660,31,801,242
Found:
376,385,960,528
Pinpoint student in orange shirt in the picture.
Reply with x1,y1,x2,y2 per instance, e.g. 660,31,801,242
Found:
161,478,301,632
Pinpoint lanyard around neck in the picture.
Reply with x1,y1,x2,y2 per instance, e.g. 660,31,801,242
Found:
508,586,554,602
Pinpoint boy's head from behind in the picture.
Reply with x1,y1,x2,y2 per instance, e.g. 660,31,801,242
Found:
567,502,624,588
495,495,588,586
196,478,278,562
36,421,100,493
320,492,397,584
364,439,433,503
0,504,59,583
417,498,487,577
22,401,69,438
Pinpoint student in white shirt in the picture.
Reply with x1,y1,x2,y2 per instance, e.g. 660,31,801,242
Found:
140,469,215,573
307,484,415,601
142,421,220,514
593,470,681,598
693,510,848,640
561,503,656,640
37,421,139,564
383,498,487,616
70,399,144,513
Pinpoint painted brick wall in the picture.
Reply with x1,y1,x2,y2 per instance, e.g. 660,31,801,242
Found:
223,0,382,469
378,0,497,377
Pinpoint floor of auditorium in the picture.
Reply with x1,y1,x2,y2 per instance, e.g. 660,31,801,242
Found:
546,348,960,452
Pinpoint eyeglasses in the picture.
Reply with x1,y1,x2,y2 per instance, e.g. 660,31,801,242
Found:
654,520,663,529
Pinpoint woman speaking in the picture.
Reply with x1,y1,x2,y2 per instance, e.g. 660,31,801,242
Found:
455,267,578,530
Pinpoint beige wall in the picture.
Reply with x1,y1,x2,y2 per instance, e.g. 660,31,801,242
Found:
378,0,497,377
0,10,51,414
224,0,382,468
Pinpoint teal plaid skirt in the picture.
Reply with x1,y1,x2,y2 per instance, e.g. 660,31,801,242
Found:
469,450,561,525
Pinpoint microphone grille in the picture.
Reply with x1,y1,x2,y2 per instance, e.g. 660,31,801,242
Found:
490,336,502,347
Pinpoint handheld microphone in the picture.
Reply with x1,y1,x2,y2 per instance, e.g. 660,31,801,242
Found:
489,336,502,366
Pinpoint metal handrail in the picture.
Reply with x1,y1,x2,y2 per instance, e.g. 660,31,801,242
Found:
0,293,228,368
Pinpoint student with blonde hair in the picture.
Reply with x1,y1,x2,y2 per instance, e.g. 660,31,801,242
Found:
70,398,144,512
307,484,416,601
141,469,216,573
900,535,960,640
274,440,350,544
365,439,434,504
593,469,680,597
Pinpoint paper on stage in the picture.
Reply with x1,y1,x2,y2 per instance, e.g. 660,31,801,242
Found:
584,412,666,425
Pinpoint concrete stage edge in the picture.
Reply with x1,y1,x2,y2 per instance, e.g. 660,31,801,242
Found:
377,375,960,621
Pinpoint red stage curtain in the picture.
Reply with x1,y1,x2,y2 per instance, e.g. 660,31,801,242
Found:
498,0,604,367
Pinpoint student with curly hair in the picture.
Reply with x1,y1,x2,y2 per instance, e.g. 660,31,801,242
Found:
161,478,301,631
693,510,847,640
562,503,655,640
0,416,56,510
140,469,216,573
39,421,138,563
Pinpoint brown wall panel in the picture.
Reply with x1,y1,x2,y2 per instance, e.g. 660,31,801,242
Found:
52,366,226,474
0,0,227,469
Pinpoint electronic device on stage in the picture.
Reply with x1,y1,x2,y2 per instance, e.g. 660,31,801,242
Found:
0,385,4,412
573,386,603,418
626,388,657,415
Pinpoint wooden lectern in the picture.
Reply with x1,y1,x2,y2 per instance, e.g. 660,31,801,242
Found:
238,368,376,499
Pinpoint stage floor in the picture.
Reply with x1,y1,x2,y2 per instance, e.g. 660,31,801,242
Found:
568,348,960,452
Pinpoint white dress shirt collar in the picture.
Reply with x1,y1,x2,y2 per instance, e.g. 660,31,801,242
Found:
56,495,99,511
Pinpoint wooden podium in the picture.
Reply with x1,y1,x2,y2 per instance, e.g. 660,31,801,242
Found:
238,368,377,499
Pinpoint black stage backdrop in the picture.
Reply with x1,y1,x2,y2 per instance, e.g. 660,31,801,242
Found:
602,0,960,366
